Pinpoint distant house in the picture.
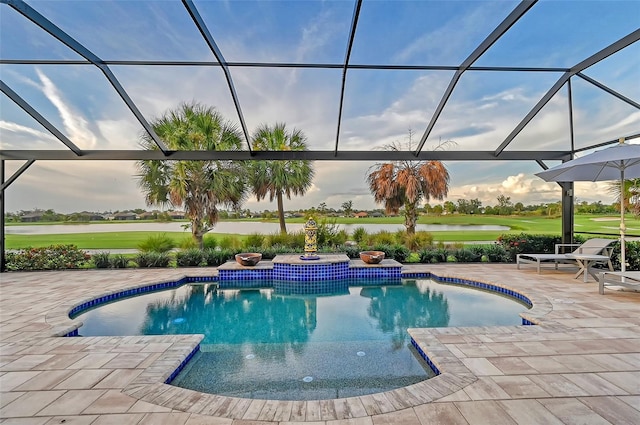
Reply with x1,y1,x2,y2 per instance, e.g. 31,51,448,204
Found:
354,211,368,218
113,212,137,220
138,211,156,220
370,212,384,218
20,213,43,222
168,211,186,219
78,211,105,221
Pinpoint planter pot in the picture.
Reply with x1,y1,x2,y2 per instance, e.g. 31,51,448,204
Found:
359,251,385,264
235,253,262,266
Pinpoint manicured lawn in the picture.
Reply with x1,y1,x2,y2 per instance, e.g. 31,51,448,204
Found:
5,214,636,249
5,232,247,250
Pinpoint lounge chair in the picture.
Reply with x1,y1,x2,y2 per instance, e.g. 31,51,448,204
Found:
599,271,640,294
516,238,615,281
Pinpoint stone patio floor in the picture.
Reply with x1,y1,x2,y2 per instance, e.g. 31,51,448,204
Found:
1,264,639,424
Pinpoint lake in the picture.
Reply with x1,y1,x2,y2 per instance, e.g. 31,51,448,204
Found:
6,222,509,235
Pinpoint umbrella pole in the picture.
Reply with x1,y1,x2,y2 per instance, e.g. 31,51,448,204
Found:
621,168,626,273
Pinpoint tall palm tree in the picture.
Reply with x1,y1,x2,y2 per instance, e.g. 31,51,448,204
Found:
608,178,640,216
136,102,247,248
367,133,450,234
248,123,314,233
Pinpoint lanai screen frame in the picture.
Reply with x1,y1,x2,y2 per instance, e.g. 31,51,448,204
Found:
1,0,639,271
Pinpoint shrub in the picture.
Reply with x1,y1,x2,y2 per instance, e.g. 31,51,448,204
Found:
92,251,111,269
391,244,411,262
265,232,290,248
179,237,198,249
610,240,640,271
351,227,368,243
176,248,205,267
453,247,481,263
138,234,175,253
372,243,411,263
341,245,361,259
243,233,265,249
289,231,306,249
110,254,130,268
218,235,242,250
203,248,234,267
135,252,171,268
316,218,342,246
203,235,217,249
367,230,395,246
496,233,589,262
419,247,448,263
481,244,511,263
5,245,90,271
398,231,434,250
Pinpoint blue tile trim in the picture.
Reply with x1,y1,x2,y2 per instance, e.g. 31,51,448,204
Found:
67,270,532,338
402,271,533,309
165,344,201,384
68,277,190,318
410,337,440,375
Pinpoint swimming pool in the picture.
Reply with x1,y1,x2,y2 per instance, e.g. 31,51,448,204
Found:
72,278,529,400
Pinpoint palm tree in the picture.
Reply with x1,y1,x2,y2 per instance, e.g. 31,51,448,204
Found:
248,123,314,233
608,178,640,216
136,102,247,248
367,132,450,234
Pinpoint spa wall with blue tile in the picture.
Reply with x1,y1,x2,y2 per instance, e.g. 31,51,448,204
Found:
272,262,350,281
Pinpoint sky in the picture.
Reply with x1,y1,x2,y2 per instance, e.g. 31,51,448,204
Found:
1,0,639,214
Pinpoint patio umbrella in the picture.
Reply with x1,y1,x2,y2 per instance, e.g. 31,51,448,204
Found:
535,140,640,273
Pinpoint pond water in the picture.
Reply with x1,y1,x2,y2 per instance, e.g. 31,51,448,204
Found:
6,221,509,235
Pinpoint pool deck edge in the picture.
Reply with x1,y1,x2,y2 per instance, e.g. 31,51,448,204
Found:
2,264,639,424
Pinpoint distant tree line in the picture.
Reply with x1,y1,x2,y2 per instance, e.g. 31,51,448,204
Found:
6,196,621,224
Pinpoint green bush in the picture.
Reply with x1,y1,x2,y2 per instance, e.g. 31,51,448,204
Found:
203,235,217,249
6,244,90,271
135,252,171,268
138,233,175,253
289,231,306,249
175,248,205,267
92,251,111,269
419,247,449,263
497,233,587,261
316,218,343,246
351,227,368,243
203,248,234,266
218,235,242,250
243,233,265,248
264,232,289,248
341,245,361,259
398,231,434,250
610,240,640,271
367,230,395,246
453,247,481,263
482,244,511,263
179,237,198,249
372,243,411,263
110,254,130,268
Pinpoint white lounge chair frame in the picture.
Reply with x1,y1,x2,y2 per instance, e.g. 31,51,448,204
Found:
599,271,640,294
516,238,615,278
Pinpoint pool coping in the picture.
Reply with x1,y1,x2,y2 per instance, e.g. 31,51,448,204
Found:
34,267,560,420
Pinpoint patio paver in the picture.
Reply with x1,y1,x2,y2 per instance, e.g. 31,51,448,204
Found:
1,264,639,424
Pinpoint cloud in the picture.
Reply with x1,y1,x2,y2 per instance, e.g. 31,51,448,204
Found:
35,69,99,149
2,2,635,215
0,121,59,148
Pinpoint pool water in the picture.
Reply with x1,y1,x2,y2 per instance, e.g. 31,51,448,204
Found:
73,279,529,400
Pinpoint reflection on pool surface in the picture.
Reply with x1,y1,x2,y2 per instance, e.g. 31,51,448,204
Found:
73,279,529,400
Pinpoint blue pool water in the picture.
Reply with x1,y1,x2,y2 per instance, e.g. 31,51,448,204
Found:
73,278,529,400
